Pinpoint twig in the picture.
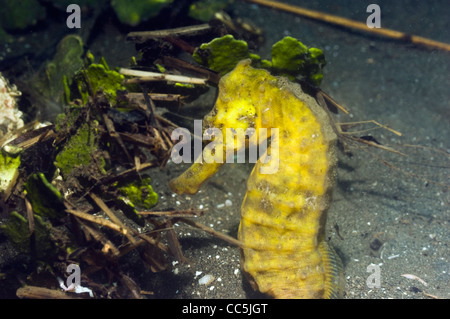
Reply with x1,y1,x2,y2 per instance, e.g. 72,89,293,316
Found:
422,291,441,299
102,113,133,162
338,120,402,136
66,208,129,237
164,36,197,54
16,286,87,299
154,113,179,129
162,56,220,84
89,193,137,245
79,221,121,257
356,137,407,156
316,90,349,114
141,85,158,127
401,273,428,286
243,0,450,52
127,92,182,103
175,217,244,248
139,209,206,218
101,161,158,185
127,24,213,42
25,198,34,235
120,68,207,85
165,219,189,264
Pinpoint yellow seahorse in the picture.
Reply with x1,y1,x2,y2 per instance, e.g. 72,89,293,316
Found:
169,59,344,298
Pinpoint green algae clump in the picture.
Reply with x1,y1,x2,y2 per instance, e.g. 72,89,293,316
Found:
24,173,65,220
188,0,231,22
69,57,126,105
111,0,174,26
118,176,158,210
0,0,46,31
0,152,20,193
115,176,158,226
271,36,308,74
193,35,262,76
42,35,85,103
194,35,326,85
0,211,54,258
271,36,326,85
54,121,104,179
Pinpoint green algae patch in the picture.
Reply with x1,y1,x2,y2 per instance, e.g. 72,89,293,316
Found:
80,63,125,104
188,0,231,22
270,36,326,85
193,35,262,76
41,35,85,103
69,57,126,105
118,176,158,210
0,0,46,31
0,152,20,193
54,121,104,179
115,176,158,226
24,173,65,220
194,35,326,85
111,0,174,26
271,36,308,74
55,106,82,132
0,211,54,258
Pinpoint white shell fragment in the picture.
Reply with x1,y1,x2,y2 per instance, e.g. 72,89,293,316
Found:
0,73,23,139
198,274,215,285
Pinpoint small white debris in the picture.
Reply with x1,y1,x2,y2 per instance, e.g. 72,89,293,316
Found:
387,254,400,260
195,271,202,278
217,203,225,209
198,274,214,285
74,285,93,297
401,274,428,286
234,268,240,276
0,72,24,139
57,277,93,297
225,199,232,207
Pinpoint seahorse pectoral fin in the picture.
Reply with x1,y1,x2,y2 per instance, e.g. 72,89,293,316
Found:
319,241,345,299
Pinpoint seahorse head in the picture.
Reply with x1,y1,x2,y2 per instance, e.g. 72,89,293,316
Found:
204,60,258,134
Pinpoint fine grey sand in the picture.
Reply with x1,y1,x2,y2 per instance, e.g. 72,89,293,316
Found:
144,0,449,299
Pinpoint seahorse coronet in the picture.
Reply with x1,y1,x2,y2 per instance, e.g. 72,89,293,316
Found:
169,59,344,299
